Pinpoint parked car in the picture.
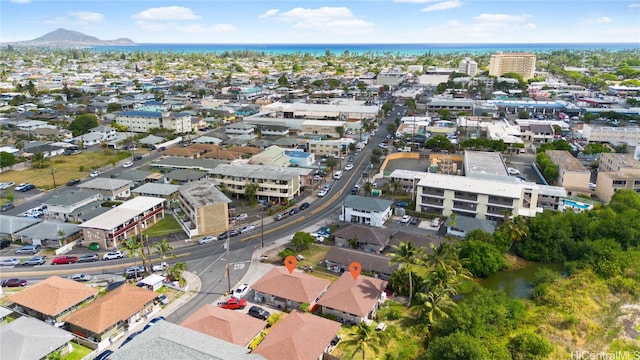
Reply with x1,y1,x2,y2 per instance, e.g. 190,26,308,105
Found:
22,255,46,266
233,283,250,298
152,262,168,272
90,170,100,177
288,207,300,216
1,202,14,212
133,155,143,161
507,167,521,176
0,257,20,266
93,350,113,360
2,278,27,287
0,240,10,249
156,294,170,305
66,179,81,186
52,255,79,265
78,253,99,263
375,322,387,331
142,316,166,331
228,229,239,238
103,250,125,260
317,189,328,197
247,306,270,320
218,297,247,310
240,225,256,234
119,331,140,349
16,245,40,255
122,161,134,168
88,242,100,251
410,217,419,226
198,235,217,245
0,182,15,190
68,274,91,282
125,266,145,279
235,213,248,221
400,215,411,224
15,183,35,192
299,202,310,211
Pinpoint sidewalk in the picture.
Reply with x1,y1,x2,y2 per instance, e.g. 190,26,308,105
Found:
155,270,202,318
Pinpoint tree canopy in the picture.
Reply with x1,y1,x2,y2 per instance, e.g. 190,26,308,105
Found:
69,114,99,136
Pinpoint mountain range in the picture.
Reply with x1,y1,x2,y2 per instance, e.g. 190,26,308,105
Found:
6,28,134,47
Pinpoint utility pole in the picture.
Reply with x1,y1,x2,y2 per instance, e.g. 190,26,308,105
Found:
50,167,57,189
225,236,231,295
260,209,265,249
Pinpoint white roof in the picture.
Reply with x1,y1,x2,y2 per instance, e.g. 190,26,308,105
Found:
80,196,165,231
417,173,530,198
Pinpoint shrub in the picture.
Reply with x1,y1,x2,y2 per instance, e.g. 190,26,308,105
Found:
278,248,295,259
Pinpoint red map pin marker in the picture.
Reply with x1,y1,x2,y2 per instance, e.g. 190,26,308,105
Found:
284,255,298,274
349,261,362,280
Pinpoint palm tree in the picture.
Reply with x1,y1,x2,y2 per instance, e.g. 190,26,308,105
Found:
335,126,345,138
325,157,337,177
56,230,66,247
362,182,373,196
411,289,457,328
167,262,188,286
31,152,46,169
121,236,147,273
499,215,528,251
341,322,387,360
153,238,174,259
389,241,424,307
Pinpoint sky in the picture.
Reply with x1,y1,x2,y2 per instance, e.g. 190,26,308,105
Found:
1,0,639,44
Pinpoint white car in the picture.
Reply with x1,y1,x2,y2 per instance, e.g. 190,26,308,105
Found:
0,257,20,266
102,250,124,260
233,283,250,298
317,189,328,197
90,170,100,177
507,167,520,176
240,225,256,234
378,143,388,149
68,274,91,282
122,161,134,168
344,164,354,171
235,213,248,221
589,182,597,190
198,235,217,245
400,215,411,223
0,182,15,190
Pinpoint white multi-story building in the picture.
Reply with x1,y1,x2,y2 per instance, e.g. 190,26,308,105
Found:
341,195,393,228
582,124,640,144
114,111,192,133
458,58,478,76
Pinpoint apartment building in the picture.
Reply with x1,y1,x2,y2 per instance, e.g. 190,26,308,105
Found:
595,153,640,202
175,180,231,238
43,190,102,222
582,124,640,144
114,110,192,133
545,150,591,193
79,196,165,249
209,164,313,203
300,120,347,138
376,72,407,86
415,173,541,222
426,99,474,114
458,58,478,76
488,52,536,80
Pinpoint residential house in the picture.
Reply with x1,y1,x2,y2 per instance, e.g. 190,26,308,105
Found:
65,284,158,344
209,164,312,203
323,246,396,280
162,147,202,159
77,178,132,200
165,169,209,185
15,220,81,247
225,122,255,135
0,317,75,360
8,276,97,323
175,180,231,238
252,311,341,360
0,215,40,241
43,190,102,222
444,215,497,238
249,145,292,167
341,195,394,228
318,273,388,325
333,223,392,253
131,183,180,199
519,123,555,143
110,320,264,360
79,196,165,249
251,267,330,311
181,304,266,347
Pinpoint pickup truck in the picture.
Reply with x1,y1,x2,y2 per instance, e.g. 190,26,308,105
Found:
218,297,247,310
52,255,79,265
152,262,168,272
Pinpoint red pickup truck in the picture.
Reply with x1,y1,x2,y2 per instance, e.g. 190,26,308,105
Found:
52,255,79,265
218,297,247,310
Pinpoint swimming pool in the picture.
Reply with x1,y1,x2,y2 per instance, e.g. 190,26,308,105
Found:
563,199,590,210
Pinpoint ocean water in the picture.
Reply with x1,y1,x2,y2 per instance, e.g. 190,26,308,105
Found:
92,43,639,56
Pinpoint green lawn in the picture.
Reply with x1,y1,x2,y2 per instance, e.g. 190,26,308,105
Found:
61,342,92,360
143,216,182,237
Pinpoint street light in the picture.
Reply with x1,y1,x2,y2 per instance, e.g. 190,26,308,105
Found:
257,210,264,249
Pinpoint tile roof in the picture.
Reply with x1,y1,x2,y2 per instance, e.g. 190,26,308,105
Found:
317,273,387,317
181,304,266,346
251,267,330,304
65,284,157,334
253,311,340,360
9,276,97,317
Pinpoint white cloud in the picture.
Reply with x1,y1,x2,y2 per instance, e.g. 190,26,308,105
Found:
420,0,462,12
394,0,443,3
416,12,537,42
473,13,531,23
132,6,200,22
270,7,374,34
582,16,612,24
629,4,640,9
69,11,104,25
180,24,236,34
259,9,279,19
9,0,30,3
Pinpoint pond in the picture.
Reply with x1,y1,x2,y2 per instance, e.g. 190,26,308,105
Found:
479,262,564,298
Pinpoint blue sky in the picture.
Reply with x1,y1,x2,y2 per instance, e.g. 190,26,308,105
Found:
1,0,639,44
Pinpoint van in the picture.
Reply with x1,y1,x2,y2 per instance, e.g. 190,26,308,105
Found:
333,171,343,180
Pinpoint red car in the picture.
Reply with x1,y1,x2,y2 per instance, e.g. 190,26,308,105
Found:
218,297,247,310
2,278,27,287
52,255,79,265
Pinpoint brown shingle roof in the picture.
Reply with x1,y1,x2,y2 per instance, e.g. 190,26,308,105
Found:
180,304,266,346
8,276,98,317
253,311,340,360
251,267,330,304
324,247,396,276
227,146,261,155
333,223,392,247
201,150,243,160
162,147,201,157
65,284,157,334
188,143,220,152
317,273,387,317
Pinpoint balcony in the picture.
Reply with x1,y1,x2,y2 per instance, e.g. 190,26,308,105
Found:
423,189,445,198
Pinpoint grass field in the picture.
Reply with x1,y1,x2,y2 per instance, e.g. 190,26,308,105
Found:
143,216,183,237
61,342,92,360
1,150,131,190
